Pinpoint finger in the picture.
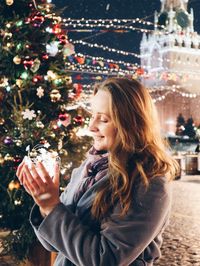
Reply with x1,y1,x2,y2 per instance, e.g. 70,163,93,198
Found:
23,165,40,192
53,162,60,187
22,174,34,195
30,163,46,190
36,162,52,184
16,160,25,178
23,180,31,195
17,163,26,184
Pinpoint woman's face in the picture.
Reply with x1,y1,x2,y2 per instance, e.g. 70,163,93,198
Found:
88,90,117,151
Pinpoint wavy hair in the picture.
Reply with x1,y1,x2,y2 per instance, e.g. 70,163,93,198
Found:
91,77,178,219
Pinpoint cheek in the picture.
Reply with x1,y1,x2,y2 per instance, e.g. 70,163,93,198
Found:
105,127,117,140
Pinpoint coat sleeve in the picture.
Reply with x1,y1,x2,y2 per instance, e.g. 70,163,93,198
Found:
30,204,58,252
29,163,85,252
30,176,172,266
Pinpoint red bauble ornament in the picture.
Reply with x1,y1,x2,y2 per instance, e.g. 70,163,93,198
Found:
23,59,34,69
58,113,71,127
52,24,62,34
136,67,144,76
58,34,68,45
73,83,82,98
14,156,22,164
33,75,43,83
73,115,84,125
30,12,44,27
42,53,49,60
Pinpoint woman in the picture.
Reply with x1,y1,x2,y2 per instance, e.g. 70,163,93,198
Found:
16,77,178,266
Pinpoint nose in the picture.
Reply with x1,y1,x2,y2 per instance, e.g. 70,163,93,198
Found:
88,117,98,132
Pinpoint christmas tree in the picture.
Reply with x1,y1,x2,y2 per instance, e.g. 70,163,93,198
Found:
175,113,185,136
0,0,91,261
184,117,196,139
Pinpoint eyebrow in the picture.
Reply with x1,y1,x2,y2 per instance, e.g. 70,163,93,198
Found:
96,112,109,116
90,111,110,118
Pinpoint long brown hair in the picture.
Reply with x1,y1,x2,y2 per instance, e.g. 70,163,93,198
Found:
91,77,178,219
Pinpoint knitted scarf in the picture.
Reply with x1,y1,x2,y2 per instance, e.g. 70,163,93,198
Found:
74,146,108,203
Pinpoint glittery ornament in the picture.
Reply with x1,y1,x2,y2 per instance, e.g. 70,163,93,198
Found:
24,144,60,177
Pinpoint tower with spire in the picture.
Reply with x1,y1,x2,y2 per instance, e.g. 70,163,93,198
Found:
140,0,200,134
140,0,200,93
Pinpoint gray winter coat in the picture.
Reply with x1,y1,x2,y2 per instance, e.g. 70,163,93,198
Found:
30,159,172,266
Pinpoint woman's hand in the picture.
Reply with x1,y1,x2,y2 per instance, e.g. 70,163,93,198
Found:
16,160,60,217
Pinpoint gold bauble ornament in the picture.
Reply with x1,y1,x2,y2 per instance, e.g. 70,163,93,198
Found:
29,150,37,158
36,121,44,128
0,118,5,125
16,79,23,88
0,154,4,164
13,55,21,65
8,180,20,191
49,132,56,138
15,139,22,146
6,0,14,6
65,76,72,85
4,153,14,161
50,89,61,102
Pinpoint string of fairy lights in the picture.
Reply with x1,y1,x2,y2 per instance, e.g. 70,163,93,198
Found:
58,16,200,101
63,17,155,25
9,0,198,102
72,39,141,58
66,62,136,76
75,52,140,68
149,85,198,103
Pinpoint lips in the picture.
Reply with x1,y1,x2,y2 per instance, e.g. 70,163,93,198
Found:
93,136,104,140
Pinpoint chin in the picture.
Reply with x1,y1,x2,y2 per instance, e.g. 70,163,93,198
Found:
93,143,107,151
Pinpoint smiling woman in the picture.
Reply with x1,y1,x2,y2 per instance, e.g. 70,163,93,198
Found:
16,77,179,266
88,89,117,151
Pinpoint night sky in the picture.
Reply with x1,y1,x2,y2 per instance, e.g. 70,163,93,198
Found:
53,0,200,65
